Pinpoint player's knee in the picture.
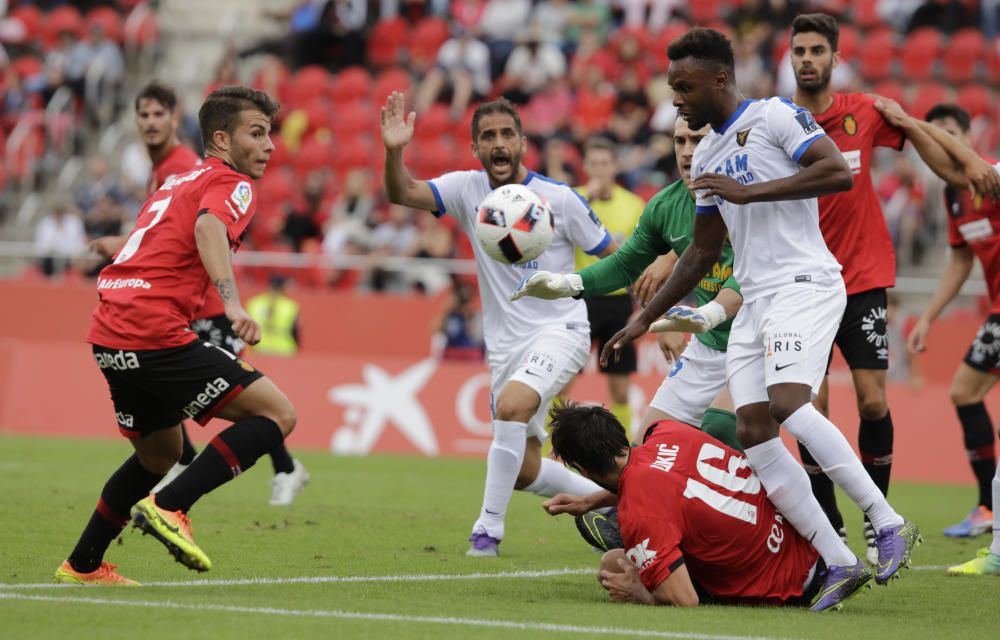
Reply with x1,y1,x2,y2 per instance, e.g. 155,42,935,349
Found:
263,401,297,436
950,384,983,407
856,395,888,421
768,399,803,426
137,449,180,476
494,396,537,423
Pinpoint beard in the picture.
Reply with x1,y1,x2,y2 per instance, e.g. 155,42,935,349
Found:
795,65,832,94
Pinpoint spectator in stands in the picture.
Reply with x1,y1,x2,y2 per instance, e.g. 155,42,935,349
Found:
617,0,685,33
283,169,328,251
531,0,574,47
478,0,532,75
368,204,418,291
432,280,485,361
405,209,457,292
413,25,491,118
34,201,86,277
539,138,579,185
39,29,93,99
502,24,567,105
330,168,376,224
907,0,975,34
88,22,124,86
1,68,29,130
564,0,612,52
75,155,123,215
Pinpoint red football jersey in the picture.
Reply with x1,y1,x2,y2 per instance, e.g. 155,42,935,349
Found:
148,143,201,195
814,93,905,295
88,158,258,350
618,421,819,605
946,162,1000,313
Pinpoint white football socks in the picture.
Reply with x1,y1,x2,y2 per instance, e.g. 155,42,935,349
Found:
744,438,858,567
783,403,904,532
991,461,1000,557
524,457,605,498
472,420,527,540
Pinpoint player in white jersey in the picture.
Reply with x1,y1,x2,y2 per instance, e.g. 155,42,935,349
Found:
380,93,617,557
600,28,919,611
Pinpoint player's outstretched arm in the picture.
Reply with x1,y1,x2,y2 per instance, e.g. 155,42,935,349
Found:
649,286,742,334
381,91,438,212
195,214,261,345
600,214,726,366
918,120,1000,198
908,245,974,354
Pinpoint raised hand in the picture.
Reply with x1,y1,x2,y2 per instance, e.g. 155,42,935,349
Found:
380,91,416,151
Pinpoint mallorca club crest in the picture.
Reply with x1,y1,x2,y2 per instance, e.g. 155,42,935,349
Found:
842,114,858,136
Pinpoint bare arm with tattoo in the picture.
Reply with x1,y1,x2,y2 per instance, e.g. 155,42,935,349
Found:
194,214,261,345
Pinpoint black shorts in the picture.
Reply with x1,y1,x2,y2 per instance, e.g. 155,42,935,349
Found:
586,295,637,375
190,313,245,357
93,340,264,440
963,314,1000,375
828,288,889,371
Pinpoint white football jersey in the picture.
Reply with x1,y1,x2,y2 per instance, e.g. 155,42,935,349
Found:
692,97,843,302
429,169,611,355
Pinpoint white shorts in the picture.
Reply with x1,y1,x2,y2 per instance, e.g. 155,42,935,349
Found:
488,325,590,440
648,338,728,427
726,285,847,410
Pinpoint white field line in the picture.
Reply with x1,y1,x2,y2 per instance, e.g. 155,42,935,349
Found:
0,592,791,640
0,563,957,591
0,567,595,590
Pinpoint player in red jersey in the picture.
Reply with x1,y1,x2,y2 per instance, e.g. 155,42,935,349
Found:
92,82,309,506
881,103,1000,540
543,402,862,611
54,87,295,586
788,14,1000,559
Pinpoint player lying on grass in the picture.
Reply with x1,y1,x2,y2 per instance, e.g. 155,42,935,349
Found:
55,87,296,585
512,115,744,451
381,92,619,558
543,402,865,611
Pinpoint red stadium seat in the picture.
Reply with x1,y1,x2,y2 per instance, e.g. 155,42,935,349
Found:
330,101,375,142
408,17,450,70
900,28,942,81
301,98,336,135
258,167,297,207
43,5,84,45
689,0,723,24
288,66,332,107
86,7,124,43
908,83,952,122
414,104,451,142
123,3,159,47
837,25,859,63
648,21,689,58
293,136,335,178
872,80,905,109
268,136,289,169
368,17,409,68
11,55,42,80
9,5,43,44
331,67,372,104
330,137,374,177
957,85,992,120
857,28,896,81
852,0,885,29
944,29,986,83
411,138,455,179
372,67,413,105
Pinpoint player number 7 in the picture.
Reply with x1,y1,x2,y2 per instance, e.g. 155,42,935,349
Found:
114,196,172,264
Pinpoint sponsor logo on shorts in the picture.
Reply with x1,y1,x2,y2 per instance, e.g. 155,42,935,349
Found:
971,321,1000,363
182,377,232,419
115,411,134,428
861,305,889,360
94,350,140,370
766,332,803,357
97,277,152,290
524,351,555,374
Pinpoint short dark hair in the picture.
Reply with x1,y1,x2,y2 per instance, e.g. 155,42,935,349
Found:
471,98,522,140
791,13,840,51
925,103,971,132
135,81,178,112
198,86,280,151
666,27,734,73
583,136,615,157
549,401,630,477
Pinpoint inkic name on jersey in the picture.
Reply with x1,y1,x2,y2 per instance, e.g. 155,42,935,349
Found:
651,443,680,472
182,377,231,418
160,166,212,191
95,350,140,370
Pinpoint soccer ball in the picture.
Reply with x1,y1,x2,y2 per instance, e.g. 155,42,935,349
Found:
474,184,554,264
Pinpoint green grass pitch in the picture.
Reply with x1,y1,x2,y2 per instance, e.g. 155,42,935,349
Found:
1,434,997,639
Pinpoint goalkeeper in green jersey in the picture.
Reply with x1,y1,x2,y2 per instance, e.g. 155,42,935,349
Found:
511,116,743,452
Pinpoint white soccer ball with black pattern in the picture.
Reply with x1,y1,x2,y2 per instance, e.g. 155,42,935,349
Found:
474,184,554,264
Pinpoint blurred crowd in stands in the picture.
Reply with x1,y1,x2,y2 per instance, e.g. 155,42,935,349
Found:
6,1,1000,302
